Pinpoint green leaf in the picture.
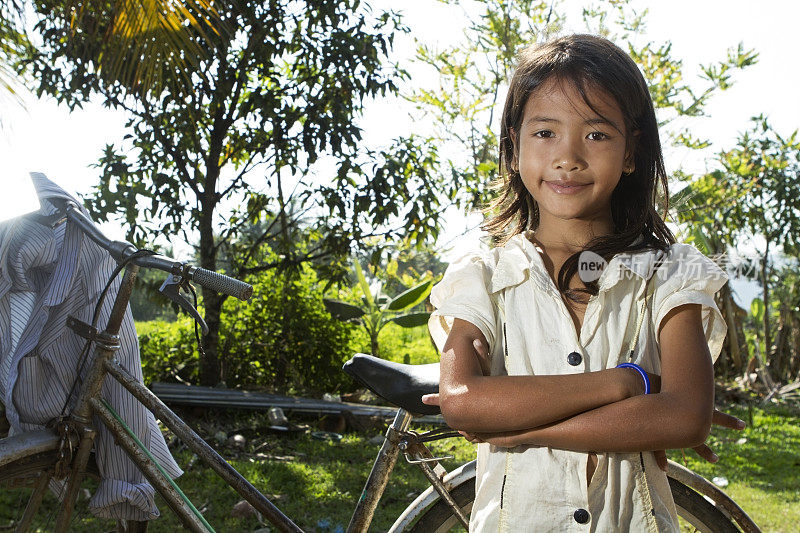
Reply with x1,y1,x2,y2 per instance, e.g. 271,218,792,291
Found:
353,260,374,309
322,298,365,321
390,312,430,328
387,279,432,311
751,298,765,323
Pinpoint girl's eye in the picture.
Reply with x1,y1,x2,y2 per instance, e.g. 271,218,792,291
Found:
587,131,609,141
533,130,554,138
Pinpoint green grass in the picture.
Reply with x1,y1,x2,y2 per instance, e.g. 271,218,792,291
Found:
668,402,800,533
2,400,797,532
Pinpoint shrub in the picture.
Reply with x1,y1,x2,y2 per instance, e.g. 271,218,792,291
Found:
138,319,197,385
138,262,359,394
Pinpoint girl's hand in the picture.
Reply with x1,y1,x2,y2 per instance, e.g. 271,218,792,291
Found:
653,408,746,471
459,430,485,444
421,393,440,406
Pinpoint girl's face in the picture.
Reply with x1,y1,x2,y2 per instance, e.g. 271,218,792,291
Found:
515,77,633,228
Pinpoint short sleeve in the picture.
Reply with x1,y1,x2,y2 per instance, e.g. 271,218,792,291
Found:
651,243,728,362
428,252,498,354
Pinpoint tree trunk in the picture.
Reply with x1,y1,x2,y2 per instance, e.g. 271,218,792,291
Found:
370,332,380,358
274,171,294,393
198,196,224,385
793,315,800,380
721,285,743,372
197,91,227,386
761,243,771,363
198,163,222,386
773,305,790,381
200,290,226,386
274,274,292,393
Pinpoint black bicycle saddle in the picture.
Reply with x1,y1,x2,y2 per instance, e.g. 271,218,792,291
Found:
342,353,440,416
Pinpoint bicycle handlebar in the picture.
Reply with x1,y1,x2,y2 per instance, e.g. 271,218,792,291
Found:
64,203,253,301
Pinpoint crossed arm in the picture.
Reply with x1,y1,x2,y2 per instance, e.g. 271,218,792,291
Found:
425,304,744,456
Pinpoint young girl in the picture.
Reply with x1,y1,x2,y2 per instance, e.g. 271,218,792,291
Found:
422,34,744,531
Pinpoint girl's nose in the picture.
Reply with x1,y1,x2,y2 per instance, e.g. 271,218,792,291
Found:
552,141,588,172
553,156,588,172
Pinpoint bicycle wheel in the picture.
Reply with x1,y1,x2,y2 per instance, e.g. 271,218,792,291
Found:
0,447,101,531
406,475,740,532
407,480,473,533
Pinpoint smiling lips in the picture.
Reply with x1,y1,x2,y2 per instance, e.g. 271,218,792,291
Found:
545,180,591,194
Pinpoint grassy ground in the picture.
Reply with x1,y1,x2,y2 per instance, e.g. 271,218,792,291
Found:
2,399,797,532
667,401,800,533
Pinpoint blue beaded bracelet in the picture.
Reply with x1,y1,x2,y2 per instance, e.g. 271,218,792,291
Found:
616,363,651,394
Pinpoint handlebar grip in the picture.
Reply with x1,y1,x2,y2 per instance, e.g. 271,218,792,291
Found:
191,268,253,301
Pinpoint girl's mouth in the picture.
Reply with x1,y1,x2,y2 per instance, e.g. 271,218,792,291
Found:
545,181,590,194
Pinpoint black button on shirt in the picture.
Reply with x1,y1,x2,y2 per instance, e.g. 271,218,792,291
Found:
574,508,590,524
567,351,582,366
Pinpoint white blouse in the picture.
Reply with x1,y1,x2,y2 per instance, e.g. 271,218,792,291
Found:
428,231,728,532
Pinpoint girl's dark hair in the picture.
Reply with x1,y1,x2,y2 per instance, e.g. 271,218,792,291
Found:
484,34,675,302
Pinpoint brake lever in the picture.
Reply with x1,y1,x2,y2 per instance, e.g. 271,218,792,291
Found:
159,274,209,335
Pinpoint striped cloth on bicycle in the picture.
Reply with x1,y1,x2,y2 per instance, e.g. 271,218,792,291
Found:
0,173,182,520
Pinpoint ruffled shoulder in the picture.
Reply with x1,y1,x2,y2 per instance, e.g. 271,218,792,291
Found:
651,243,729,361
653,243,728,294
428,249,501,353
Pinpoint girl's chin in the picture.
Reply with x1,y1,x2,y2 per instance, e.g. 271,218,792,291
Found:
537,203,607,222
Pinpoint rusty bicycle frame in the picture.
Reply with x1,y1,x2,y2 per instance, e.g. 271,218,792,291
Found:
12,264,465,532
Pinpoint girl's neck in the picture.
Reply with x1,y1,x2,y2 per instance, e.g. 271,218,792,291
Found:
532,213,614,253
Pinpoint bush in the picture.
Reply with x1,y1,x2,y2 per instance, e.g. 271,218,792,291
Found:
138,262,360,394
372,322,439,365
137,319,197,385
219,268,358,394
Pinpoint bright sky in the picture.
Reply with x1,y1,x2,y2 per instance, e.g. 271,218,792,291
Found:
2,0,797,305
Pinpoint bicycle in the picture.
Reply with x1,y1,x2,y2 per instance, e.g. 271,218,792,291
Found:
0,198,761,532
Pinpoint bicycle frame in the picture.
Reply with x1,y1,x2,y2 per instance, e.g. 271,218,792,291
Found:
345,409,468,532
17,262,463,533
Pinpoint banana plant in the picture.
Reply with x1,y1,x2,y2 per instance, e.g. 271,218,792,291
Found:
323,261,432,357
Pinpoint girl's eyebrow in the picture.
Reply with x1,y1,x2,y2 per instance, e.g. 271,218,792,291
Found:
525,115,622,132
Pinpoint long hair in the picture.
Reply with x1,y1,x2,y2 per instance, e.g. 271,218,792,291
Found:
483,34,675,302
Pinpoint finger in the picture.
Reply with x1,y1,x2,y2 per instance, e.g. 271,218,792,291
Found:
473,338,489,357
692,444,719,463
654,450,667,471
712,409,746,430
459,431,483,444
421,393,440,406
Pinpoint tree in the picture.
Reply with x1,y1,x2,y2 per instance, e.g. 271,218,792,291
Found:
0,0,27,121
673,116,800,382
2,0,224,110
22,0,447,385
714,117,800,375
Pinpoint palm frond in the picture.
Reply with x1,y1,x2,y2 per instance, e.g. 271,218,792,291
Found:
66,0,228,96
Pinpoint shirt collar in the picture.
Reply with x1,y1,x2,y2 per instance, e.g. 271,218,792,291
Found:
489,232,664,294
489,232,554,295
598,247,665,292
